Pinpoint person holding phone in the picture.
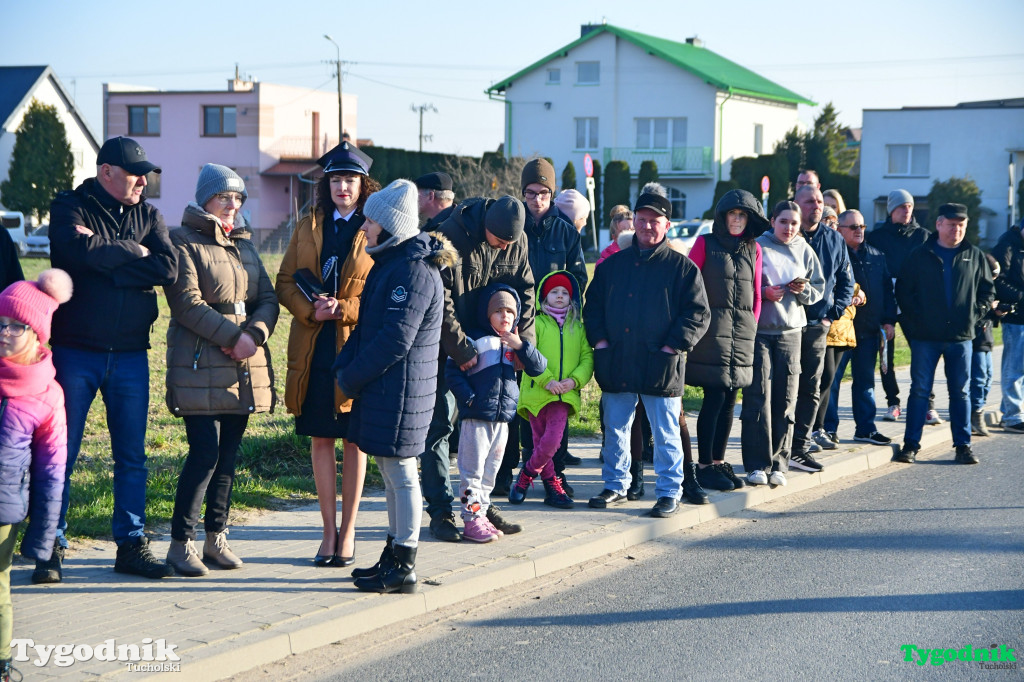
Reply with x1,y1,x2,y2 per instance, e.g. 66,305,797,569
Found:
741,201,824,487
276,142,378,567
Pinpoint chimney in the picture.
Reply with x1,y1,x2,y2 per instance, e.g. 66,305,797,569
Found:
686,36,704,48
311,112,320,158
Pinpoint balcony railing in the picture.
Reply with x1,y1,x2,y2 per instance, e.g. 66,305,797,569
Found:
602,146,713,175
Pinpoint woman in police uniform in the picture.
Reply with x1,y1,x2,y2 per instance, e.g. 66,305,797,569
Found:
276,143,379,566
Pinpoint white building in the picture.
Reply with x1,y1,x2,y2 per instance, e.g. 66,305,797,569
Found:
486,24,813,223
0,66,100,222
860,98,1024,245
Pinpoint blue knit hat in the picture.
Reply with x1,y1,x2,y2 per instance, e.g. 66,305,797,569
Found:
195,164,247,208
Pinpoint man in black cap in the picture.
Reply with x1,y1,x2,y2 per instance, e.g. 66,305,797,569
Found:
36,136,177,583
415,172,456,231
583,188,710,517
893,203,994,465
420,195,536,541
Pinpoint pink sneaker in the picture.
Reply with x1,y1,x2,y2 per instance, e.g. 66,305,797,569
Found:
481,516,504,537
463,516,498,543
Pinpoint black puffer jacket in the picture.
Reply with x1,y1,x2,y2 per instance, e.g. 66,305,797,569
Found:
896,233,995,342
48,179,177,351
847,242,897,336
334,232,456,458
583,236,710,397
990,226,1024,326
802,222,854,323
524,209,587,291
436,197,535,365
866,216,930,279
685,189,765,390
444,283,546,423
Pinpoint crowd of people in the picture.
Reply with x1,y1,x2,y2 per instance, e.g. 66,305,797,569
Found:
0,134,1021,676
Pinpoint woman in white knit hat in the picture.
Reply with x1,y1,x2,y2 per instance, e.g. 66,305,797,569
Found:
334,179,456,594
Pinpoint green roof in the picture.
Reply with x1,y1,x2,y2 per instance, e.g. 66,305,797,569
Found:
486,25,815,107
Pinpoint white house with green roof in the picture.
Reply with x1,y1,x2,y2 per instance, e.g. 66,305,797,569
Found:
486,24,813,222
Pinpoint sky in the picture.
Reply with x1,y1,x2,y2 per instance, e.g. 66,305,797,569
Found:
3,0,1023,157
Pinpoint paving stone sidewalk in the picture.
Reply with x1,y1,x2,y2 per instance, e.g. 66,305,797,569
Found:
12,347,1006,680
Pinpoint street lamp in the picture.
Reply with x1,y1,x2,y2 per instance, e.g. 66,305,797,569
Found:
324,34,343,144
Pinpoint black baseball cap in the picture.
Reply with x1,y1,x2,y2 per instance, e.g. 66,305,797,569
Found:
414,172,453,192
937,203,969,220
316,141,372,176
97,136,160,175
634,192,672,219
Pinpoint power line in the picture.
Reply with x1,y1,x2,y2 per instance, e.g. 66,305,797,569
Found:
754,53,1024,70
346,72,493,104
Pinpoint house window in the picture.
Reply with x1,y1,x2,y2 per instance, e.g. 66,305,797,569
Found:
144,171,161,199
575,118,598,149
204,105,237,136
886,144,929,176
668,187,686,220
576,61,599,85
636,117,687,149
547,68,560,84
128,105,160,136
754,124,764,155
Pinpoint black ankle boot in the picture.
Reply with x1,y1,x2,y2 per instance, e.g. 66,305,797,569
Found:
351,535,393,579
626,459,645,500
354,543,417,594
682,462,709,505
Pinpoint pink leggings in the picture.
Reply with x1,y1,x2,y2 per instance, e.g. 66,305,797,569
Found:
525,401,570,479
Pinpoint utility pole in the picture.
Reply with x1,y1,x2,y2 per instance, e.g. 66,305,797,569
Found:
410,103,437,153
324,35,345,143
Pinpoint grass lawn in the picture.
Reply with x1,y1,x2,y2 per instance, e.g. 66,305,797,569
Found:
21,254,973,540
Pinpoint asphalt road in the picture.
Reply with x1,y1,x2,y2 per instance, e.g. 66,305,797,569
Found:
257,434,1024,682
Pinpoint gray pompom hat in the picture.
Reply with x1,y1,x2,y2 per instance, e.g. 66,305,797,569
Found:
195,163,247,208
364,179,420,253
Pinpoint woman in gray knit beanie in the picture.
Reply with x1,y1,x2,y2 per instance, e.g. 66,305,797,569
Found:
362,179,420,253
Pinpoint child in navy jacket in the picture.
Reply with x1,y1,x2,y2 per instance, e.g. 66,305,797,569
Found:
445,284,545,542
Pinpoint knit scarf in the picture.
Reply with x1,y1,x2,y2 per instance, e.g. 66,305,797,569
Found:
542,303,569,327
0,345,53,398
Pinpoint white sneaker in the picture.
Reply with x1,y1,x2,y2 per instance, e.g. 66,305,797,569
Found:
884,405,901,422
807,440,822,453
768,470,788,487
747,469,769,486
925,409,943,425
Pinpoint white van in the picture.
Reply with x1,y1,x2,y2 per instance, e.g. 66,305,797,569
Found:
1,211,28,255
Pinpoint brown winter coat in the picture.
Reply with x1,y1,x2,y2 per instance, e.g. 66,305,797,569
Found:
164,204,279,415
276,207,373,415
826,284,863,348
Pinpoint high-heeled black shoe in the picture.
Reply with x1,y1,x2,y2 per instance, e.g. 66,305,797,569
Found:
333,530,355,567
314,531,337,567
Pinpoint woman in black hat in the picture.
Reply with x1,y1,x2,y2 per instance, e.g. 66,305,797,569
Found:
276,142,380,566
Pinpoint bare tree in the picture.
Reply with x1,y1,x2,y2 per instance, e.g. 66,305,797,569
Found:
441,155,527,201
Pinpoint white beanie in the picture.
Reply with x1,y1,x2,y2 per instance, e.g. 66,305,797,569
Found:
554,189,590,223
364,179,420,253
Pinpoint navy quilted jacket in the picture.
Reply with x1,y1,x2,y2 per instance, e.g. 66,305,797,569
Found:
334,232,455,458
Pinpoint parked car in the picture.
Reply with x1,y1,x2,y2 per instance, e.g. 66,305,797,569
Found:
23,224,49,258
667,219,712,255
1,210,28,255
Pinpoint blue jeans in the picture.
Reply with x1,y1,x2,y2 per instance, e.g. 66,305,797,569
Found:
52,347,150,545
825,337,881,436
1000,323,1024,426
904,339,971,448
601,392,683,499
970,350,993,413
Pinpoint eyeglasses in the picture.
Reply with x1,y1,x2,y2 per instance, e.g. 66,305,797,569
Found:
839,224,866,230
523,189,551,200
214,193,244,206
0,322,31,337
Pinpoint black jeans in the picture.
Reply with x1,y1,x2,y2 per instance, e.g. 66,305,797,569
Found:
812,346,845,432
696,386,738,464
420,363,456,520
791,323,829,455
171,414,249,541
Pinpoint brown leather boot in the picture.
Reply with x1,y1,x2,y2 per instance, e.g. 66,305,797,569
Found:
203,530,243,569
167,539,209,577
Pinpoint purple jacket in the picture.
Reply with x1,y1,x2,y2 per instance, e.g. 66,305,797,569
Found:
0,348,67,561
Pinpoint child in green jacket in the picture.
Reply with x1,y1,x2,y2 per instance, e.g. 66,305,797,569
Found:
510,271,593,508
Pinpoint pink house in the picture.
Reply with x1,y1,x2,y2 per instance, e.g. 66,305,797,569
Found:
104,76,357,246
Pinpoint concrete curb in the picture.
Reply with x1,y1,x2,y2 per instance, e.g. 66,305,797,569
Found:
127,422,958,682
